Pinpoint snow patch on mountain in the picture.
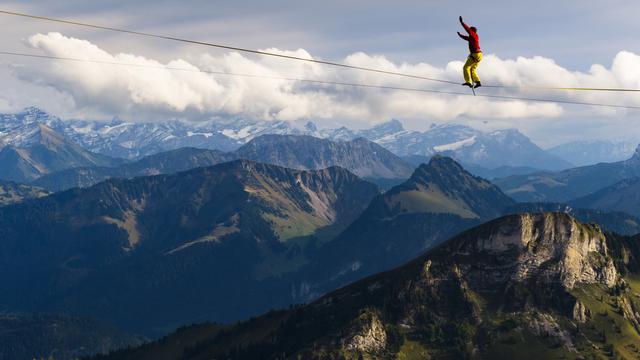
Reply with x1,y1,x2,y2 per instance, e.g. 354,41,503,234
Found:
433,136,477,152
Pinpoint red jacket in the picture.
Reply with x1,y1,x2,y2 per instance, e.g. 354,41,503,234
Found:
459,21,481,53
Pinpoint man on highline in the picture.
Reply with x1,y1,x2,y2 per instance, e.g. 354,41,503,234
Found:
457,16,482,89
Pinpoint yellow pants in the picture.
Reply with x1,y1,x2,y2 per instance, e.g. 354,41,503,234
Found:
463,52,482,84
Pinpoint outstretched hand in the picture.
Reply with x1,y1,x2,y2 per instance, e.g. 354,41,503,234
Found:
459,16,463,23
457,31,462,36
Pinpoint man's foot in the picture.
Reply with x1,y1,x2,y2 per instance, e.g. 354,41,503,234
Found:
474,82,482,88
462,82,473,88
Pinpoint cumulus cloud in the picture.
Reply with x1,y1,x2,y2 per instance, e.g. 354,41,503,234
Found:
5,32,640,127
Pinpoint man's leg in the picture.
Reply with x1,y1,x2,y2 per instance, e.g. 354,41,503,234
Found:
471,61,480,83
471,52,482,85
463,56,474,85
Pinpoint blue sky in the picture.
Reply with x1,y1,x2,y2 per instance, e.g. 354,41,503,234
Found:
1,0,639,146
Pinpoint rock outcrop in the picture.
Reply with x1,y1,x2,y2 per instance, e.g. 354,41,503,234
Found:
572,301,589,323
342,310,387,353
451,213,619,290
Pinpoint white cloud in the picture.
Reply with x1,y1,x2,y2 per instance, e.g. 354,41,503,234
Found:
8,32,568,123
2,31,639,135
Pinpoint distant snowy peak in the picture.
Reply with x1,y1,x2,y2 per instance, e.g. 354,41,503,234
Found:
360,124,571,170
357,119,409,141
320,127,356,142
219,121,302,142
370,119,405,134
0,122,65,149
304,121,318,133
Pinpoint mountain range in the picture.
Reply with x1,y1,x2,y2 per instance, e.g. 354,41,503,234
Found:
32,135,413,192
0,160,380,335
0,155,518,339
0,122,122,183
2,107,576,171
364,121,571,170
235,134,414,181
4,151,640,358
96,212,640,359
32,147,234,192
496,145,640,202
5,106,640,359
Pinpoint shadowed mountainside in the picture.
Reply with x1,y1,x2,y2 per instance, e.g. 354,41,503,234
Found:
0,160,379,335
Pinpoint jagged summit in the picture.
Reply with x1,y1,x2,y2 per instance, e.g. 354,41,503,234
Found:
403,155,471,188
391,156,513,219
20,106,50,119
372,119,405,133
304,121,318,133
412,155,467,178
236,134,414,179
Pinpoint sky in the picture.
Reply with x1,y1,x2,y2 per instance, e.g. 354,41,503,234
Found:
0,0,639,147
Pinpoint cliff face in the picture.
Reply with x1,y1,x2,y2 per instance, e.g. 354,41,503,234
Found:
451,213,618,289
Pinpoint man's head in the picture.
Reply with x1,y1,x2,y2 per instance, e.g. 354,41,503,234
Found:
470,26,478,33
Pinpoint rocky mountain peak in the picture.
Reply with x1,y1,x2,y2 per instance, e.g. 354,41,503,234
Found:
448,212,618,289
358,119,406,140
406,155,470,186
427,154,465,171
375,119,404,133
384,156,514,219
237,134,413,179
304,121,318,133
20,106,49,119
1,122,63,149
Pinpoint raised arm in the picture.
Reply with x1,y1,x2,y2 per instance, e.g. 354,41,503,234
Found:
459,16,472,34
457,31,469,40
